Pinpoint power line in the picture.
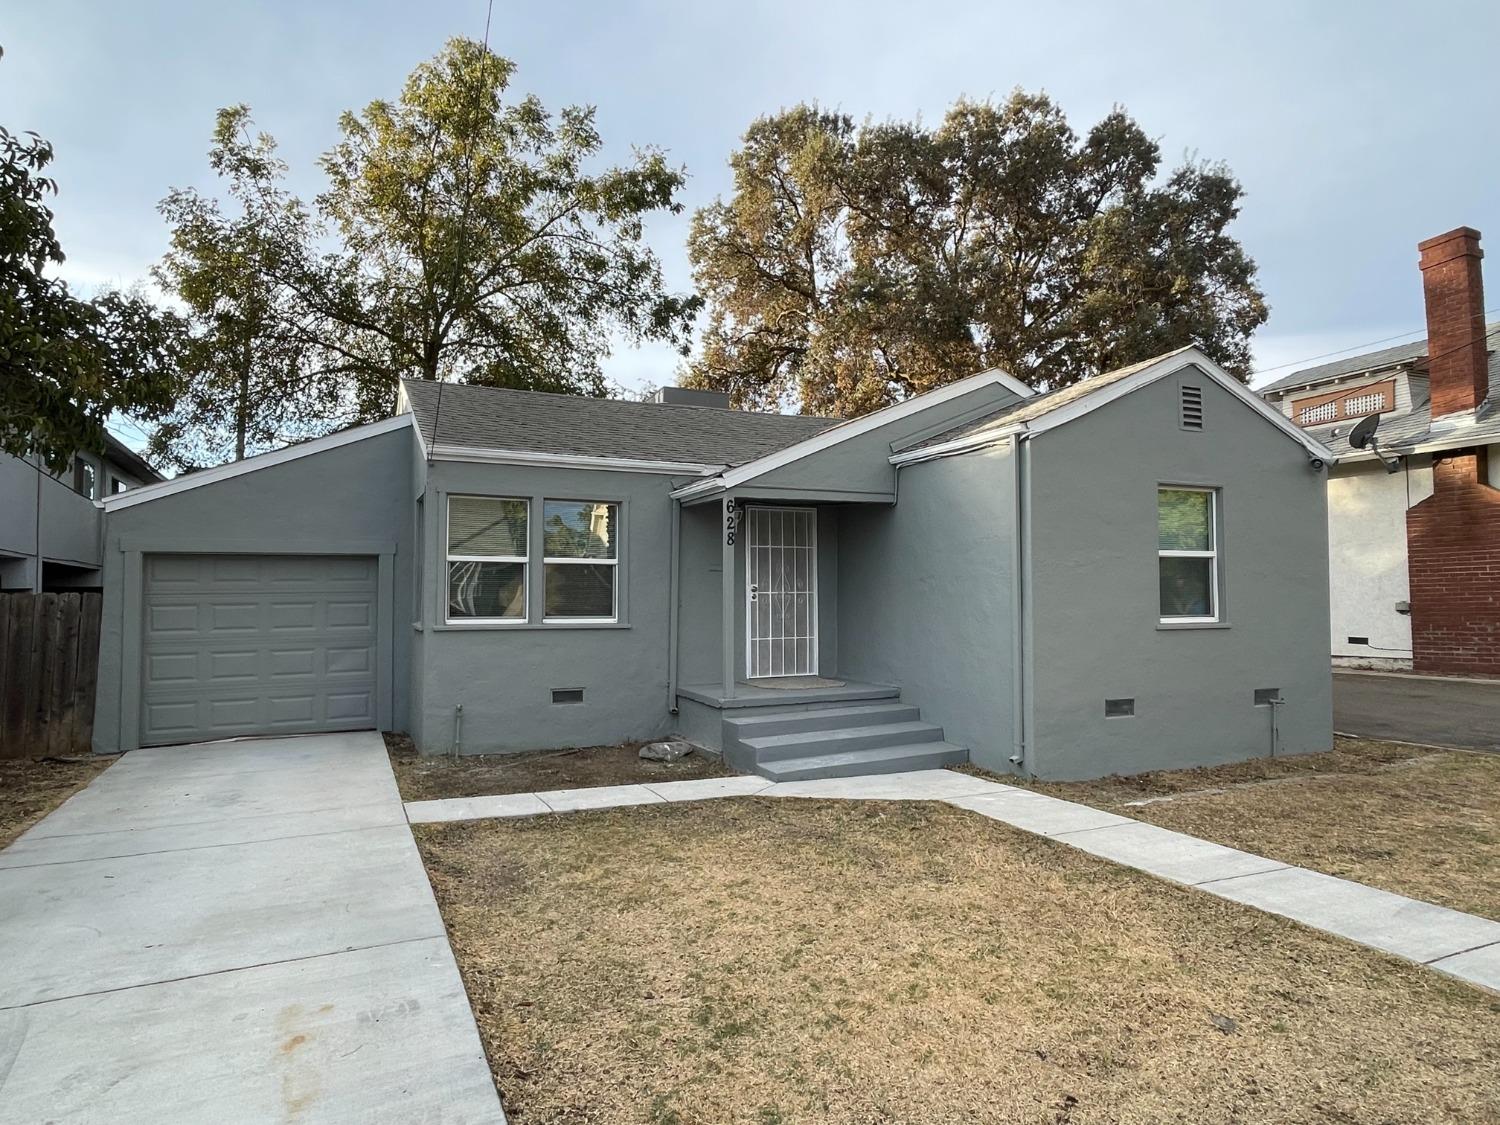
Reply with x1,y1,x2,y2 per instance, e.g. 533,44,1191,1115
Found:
1252,306,1500,381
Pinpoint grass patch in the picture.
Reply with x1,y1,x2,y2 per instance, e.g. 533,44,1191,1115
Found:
385,732,733,802
986,737,1500,920
416,797,1500,1123
0,755,113,850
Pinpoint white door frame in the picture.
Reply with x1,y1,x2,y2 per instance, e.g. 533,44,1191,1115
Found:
744,505,819,678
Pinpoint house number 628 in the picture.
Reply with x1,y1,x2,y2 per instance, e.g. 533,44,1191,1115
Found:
725,502,738,546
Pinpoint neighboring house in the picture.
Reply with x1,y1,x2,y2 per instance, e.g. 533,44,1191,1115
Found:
1261,226,1500,676
91,352,1334,780
0,434,162,592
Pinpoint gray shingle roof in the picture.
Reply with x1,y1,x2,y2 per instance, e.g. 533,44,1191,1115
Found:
402,379,840,468
1258,323,1500,394
900,349,1189,452
1301,339,1500,456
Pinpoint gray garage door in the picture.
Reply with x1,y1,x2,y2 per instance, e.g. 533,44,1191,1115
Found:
140,554,379,746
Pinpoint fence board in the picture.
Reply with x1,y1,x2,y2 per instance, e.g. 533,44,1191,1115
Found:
0,592,102,758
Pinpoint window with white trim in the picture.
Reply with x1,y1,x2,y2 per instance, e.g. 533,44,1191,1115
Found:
1158,487,1218,623
543,500,618,621
447,495,529,622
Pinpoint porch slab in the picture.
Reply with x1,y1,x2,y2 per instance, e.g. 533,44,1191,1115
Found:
767,769,1011,801
677,678,900,709
644,776,776,802
946,789,1135,836
406,792,551,825
1050,820,1292,886
535,783,666,813
1198,865,1500,965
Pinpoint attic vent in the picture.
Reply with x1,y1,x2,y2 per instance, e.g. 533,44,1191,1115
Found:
551,688,585,705
1180,385,1204,430
1253,688,1282,706
1104,698,1135,718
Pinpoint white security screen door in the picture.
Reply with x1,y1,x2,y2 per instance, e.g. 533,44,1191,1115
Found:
746,506,818,678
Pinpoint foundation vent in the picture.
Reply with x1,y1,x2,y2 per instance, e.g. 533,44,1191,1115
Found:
551,688,585,705
1180,385,1204,430
1253,688,1282,706
1104,698,1135,717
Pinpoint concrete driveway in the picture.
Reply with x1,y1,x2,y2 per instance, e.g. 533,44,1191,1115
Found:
0,732,503,1124
1335,669,1500,752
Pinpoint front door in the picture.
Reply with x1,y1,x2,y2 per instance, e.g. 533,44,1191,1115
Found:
745,506,818,678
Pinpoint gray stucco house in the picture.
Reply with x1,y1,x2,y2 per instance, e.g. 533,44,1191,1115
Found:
1,434,162,592
93,347,1336,780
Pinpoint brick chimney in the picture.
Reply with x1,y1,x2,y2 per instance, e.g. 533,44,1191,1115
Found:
1418,227,1488,418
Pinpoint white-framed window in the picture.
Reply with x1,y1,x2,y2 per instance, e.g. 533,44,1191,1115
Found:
1158,486,1218,623
543,500,619,622
446,495,529,622
74,457,98,500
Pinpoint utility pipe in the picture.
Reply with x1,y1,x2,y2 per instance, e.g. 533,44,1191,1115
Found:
668,497,681,714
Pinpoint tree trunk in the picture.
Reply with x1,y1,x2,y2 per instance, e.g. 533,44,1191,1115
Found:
235,335,251,461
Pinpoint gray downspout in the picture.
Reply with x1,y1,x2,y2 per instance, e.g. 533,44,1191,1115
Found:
1010,433,1031,773
33,458,43,592
668,497,681,715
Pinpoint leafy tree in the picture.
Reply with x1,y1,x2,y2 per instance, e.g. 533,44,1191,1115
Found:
0,124,183,470
150,106,343,470
687,93,1267,415
315,37,698,412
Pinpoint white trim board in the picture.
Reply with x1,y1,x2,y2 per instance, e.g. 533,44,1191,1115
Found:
890,349,1339,467
99,415,416,511
671,366,1035,501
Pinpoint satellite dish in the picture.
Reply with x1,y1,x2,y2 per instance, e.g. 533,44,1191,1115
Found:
1348,413,1380,450
1347,412,1400,473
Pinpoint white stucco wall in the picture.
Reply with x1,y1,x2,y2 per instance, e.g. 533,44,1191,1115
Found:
1327,458,1432,663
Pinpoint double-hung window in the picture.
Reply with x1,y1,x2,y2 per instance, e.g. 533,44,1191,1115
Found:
1158,487,1218,623
447,496,529,622
543,500,619,622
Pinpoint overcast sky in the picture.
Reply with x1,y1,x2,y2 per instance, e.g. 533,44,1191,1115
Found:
7,0,1498,436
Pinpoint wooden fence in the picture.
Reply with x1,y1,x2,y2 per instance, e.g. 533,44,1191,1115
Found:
0,592,102,758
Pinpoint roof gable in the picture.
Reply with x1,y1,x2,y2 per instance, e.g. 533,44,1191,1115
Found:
892,349,1337,465
669,366,1035,501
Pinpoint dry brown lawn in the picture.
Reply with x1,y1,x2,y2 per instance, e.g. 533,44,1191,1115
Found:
0,755,113,850
996,737,1500,921
415,797,1500,1124
386,732,733,802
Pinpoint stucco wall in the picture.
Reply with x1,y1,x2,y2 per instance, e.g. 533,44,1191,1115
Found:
94,427,415,752
1326,458,1431,662
1024,368,1333,779
0,452,101,575
837,444,1018,772
413,459,681,754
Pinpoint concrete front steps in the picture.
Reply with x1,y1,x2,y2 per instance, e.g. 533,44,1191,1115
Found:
723,702,967,781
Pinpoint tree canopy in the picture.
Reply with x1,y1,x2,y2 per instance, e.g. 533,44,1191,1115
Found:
150,106,338,470
0,124,183,470
315,37,698,412
150,37,699,459
686,93,1268,415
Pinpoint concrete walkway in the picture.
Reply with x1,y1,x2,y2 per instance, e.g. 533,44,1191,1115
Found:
0,732,503,1124
409,768,1500,993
